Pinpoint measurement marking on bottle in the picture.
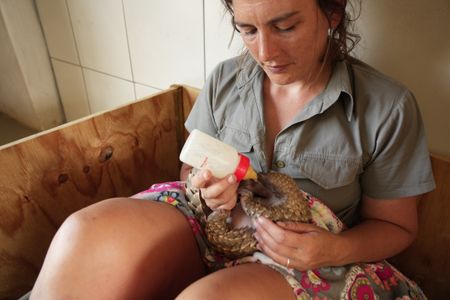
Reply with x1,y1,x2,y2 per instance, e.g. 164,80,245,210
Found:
200,157,209,168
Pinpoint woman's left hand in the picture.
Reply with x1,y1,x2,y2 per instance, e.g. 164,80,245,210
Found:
254,216,342,271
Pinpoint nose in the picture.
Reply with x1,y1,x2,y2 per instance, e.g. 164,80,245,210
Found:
257,31,278,62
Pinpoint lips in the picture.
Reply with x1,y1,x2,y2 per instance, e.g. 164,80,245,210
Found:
264,63,290,74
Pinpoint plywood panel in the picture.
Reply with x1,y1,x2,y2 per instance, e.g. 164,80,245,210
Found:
0,86,183,299
389,154,450,299
1,85,448,299
180,84,200,140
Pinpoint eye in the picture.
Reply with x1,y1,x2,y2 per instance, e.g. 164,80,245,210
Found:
236,26,257,36
274,24,296,33
242,28,257,36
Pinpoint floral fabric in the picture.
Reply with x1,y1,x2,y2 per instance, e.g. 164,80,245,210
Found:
132,181,426,300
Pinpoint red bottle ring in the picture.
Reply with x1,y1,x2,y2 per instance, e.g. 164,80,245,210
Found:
234,153,250,182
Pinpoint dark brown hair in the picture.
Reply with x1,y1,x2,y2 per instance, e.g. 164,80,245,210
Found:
221,0,361,63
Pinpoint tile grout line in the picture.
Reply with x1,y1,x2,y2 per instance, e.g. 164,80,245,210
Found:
50,57,162,92
121,0,137,101
65,0,93,115
33,0,67,124
202,0,207,83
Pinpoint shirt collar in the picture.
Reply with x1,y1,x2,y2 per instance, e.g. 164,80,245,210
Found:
237,56,355,122
321,60,355,122
236,54,261,89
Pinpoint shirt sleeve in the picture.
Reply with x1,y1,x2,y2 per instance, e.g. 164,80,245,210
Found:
361,89,436,199
184,66,220,137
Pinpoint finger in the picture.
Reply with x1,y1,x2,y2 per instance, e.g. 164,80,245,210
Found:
256,217,290,243
217,200,236,210
201,175,237,199
205,187,238,210
255,219,293,256
254,231,302,270
256,217,307,251
277,221,323,234
206,199,235,210
189,169,212,189
205,199,223,210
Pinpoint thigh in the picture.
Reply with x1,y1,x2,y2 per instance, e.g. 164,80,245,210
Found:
176,263,296,300
31,198,206,300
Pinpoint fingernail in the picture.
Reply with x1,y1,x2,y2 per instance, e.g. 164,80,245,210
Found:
228,175,236,184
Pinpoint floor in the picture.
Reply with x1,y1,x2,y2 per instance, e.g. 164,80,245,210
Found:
0,112,38,146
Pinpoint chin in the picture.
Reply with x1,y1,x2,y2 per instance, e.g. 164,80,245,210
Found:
266,73,296,85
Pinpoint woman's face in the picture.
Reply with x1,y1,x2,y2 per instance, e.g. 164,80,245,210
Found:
233,0,331,85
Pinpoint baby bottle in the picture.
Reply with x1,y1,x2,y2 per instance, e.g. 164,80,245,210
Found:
179,129,257,181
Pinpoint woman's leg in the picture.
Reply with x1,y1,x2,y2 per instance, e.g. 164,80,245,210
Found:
176,263,296,300
30,198,206,300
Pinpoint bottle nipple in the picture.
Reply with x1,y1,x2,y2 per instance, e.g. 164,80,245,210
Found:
243,166,257,180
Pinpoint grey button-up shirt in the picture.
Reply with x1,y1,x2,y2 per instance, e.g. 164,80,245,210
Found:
185,55,435,227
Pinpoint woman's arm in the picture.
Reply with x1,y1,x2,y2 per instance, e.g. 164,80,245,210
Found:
336,195,418,264
254,195,419,270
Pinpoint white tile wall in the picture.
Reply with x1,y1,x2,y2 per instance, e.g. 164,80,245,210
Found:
83,69,135,114
35,0,79,64
204,1,244,76
52,59,90,121
135,83,161,101
0,0,64,130
32,0,237,124
123,0,204,89
67,0,133,80
0,5,39,129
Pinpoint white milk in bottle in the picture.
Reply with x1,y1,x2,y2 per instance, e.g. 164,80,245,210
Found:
179,129,257,181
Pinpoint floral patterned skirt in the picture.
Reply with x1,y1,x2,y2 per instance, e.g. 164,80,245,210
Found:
132,181,427,300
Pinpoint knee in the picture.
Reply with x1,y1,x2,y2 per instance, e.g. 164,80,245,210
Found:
56,197,188,245
53,197,199,258
55,198,131,242
46,198,132,260
176,280,216,300
33,198,206,300
177,273,232,300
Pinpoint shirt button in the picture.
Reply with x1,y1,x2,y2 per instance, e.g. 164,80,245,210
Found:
275,160,286,168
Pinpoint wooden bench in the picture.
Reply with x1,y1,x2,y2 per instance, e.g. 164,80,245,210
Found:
0,85,448,299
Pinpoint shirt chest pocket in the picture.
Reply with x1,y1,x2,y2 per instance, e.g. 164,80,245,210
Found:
289,155,362,190
217,126,264,170
218,126,254,154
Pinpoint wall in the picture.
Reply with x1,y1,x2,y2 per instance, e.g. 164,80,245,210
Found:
32,0,244,122
354,0,450,157
1,0,449,155
0,0,64,131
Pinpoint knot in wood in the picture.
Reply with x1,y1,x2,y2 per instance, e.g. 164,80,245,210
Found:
58,173,68,184
99,146,114,162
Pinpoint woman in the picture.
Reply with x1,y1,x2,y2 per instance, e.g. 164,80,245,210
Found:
29,0,435,299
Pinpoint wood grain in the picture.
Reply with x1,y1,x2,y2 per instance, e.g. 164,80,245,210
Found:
0,86,186,299
1,85,448,299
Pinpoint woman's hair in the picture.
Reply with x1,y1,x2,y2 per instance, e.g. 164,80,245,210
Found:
220,0,361,63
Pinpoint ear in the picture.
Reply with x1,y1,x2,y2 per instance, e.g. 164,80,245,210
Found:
329,11,343,29
328,0,346,29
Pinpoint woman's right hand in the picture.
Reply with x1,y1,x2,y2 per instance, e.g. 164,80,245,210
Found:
189,169,239,211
